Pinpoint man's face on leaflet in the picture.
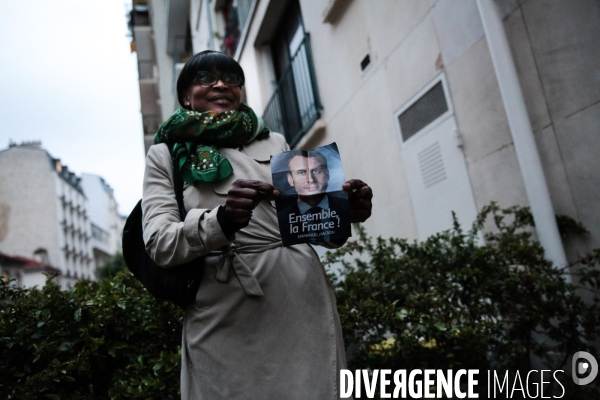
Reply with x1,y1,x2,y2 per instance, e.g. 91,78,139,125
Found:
287,155,330,198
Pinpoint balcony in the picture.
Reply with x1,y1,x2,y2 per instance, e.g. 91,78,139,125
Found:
262,34,322,147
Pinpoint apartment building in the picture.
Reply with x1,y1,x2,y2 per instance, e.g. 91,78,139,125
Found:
0,142,122,287
0,142,93,287
80,174,123,268
130,0,600,266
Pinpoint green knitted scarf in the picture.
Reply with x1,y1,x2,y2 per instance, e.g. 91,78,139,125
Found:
154,103,270,184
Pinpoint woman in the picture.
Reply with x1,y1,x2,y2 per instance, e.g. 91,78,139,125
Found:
142,50,372,399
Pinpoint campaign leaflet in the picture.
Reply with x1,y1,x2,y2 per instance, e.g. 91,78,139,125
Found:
270,142,351,247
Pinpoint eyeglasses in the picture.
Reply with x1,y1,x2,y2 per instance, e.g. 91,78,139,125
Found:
194,71,243,87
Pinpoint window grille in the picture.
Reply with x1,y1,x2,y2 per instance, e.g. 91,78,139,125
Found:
418,141,447,188
398,81,448,142
262,33,321,146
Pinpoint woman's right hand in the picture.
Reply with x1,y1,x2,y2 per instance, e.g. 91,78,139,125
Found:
225,180,280,223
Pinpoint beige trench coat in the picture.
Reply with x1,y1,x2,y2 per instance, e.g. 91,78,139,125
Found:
142,133,348,400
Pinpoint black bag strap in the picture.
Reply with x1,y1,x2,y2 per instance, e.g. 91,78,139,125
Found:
122,142,202,308
167,143,187,220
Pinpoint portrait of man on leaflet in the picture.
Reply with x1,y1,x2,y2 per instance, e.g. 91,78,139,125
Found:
271,142,351,247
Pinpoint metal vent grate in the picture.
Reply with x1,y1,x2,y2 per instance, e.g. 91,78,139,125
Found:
418,141,447,188
398,81,448,142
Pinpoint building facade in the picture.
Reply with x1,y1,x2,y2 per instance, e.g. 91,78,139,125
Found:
131,0,600,265
0,142,120,287
129,0,194,152
80,174,123,269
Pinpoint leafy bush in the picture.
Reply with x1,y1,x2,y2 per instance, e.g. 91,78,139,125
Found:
326,203,600,398
96,253,127,280
2,203,599,398
0,272,183,399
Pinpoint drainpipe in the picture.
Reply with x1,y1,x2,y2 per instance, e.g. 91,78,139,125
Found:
476,0,569,275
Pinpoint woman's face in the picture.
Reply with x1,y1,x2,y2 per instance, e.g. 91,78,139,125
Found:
184,70,242,112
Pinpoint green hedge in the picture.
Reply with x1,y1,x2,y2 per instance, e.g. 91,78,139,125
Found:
325,203,600,398
1,203,599,398
0,273,183,399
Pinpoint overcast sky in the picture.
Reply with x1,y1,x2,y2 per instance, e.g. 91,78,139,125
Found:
0,0,145,216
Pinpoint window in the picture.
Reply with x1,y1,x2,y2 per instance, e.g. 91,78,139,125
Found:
215,0,254,56
91,224,108,244
262,0,322,146
236,0,254,33
220,1,241,56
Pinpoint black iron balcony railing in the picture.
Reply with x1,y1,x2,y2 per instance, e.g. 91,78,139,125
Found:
263,33,322,147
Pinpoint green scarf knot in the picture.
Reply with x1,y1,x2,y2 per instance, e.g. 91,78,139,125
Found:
154,103,270,184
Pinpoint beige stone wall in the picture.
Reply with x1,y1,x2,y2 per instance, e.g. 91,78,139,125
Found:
501,0,600,257
193,0,599,260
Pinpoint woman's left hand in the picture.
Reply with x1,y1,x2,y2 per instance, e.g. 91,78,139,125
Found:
342,179,373,223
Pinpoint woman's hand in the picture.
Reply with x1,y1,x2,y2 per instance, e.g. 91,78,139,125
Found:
225,180,280,223
342,179,373,223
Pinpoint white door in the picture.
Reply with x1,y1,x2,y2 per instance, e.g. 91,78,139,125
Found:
398,76,478,241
